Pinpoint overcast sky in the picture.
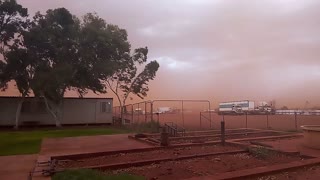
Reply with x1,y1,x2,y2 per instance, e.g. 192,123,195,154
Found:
5,0,320,108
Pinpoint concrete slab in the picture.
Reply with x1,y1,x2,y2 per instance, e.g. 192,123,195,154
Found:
0,154,37,180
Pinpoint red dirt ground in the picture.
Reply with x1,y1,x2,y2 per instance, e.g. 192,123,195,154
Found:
0,154,38,180
40,134,152,156
254,165,320,180
107,152,302,180
56,144,242,169
35,128,320,180
182,128,258,136
169,132,282,144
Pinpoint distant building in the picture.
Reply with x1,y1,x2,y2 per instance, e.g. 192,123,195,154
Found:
275,109,320,115
0,96,113,126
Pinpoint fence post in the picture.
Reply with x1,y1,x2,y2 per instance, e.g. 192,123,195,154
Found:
151,102,154,122
221,120,225,146
266,113,269,129
200,112,202,129
208,101,212,129
157,113,160,125
210,112,212,129
131,105,134,124
145,102,147,123
295,112,298,131
182,100,184,127
246,112,248,129
137,103,140,123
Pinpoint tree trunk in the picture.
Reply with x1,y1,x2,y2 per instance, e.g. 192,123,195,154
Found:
43,96,61,127
121,106,125,125
121,100,126,125
14,97,24,130
114,94,123,125
55,104,62,127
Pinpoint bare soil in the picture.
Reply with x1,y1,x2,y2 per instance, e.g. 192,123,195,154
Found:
181,129,258,136
239,137,299,145
56,144,242,169
107,152,303,180
169,132,281,144
254,165,320,180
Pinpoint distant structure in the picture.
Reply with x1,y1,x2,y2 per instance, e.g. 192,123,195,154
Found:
218,100,274,115
0,96,113,126
275,109,320,115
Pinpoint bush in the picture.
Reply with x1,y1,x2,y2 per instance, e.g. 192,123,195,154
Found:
248,146,275,159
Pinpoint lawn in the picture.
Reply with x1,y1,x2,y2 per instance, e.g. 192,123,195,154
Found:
0,127,129,156
53,169,144,180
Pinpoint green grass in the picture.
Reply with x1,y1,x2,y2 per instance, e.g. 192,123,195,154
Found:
0,127,129,156
248,146,275,159
53,169,144,180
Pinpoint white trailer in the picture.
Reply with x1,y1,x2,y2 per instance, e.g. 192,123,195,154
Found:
219,100,255,114
156,107,173,114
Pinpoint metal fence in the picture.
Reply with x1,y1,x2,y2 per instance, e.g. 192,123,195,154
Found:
113,101,320,131
212,113,320,131
113,99,212,130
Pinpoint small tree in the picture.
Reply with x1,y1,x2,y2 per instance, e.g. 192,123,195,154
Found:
2,48,35,129
26,10,128,127
0,0,29,129
27,9,117,127
106,46,160,124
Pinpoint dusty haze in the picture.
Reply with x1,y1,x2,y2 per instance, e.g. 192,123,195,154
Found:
2,0,320,108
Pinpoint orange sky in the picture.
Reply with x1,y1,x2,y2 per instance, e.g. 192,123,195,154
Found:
2,0,320,108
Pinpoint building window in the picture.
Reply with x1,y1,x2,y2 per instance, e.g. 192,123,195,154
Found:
101,102,111,113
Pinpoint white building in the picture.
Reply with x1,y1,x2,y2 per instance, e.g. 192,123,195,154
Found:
0,96,113,126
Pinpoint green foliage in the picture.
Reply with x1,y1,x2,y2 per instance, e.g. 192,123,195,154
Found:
248,146,275,159
106,45,160,123
0,0,29,90
0,0,28,48
0,127,129,156
1,7,138,126
0,4,160,127
130,60,160,99
53,169,144,180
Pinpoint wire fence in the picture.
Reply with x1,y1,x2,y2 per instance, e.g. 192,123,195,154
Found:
113,100,320,131
212,113,320,131
113,99,212,130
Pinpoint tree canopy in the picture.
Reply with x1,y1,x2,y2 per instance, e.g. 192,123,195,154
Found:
0,4,160,127
0,0,28,52
0,0,28,90
106,46,160,123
